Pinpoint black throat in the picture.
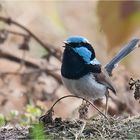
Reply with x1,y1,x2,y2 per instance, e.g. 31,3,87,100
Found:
61,46,101,79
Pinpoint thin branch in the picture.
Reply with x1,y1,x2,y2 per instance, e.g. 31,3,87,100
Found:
6,29,28,37
0,16,62,60
40,95,108,121
0,47,62,83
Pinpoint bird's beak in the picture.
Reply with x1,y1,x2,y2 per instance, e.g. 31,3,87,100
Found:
62,41,69,47
63,41,68,44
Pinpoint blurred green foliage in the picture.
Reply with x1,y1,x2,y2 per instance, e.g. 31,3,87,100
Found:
47,3,66,34
0,104,42,126
30,123,49,140
0,114,6,126
26,104,42,117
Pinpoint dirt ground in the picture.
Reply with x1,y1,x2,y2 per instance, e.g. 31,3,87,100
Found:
0,115,140,139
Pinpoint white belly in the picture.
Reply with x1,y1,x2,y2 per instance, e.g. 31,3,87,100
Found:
61,74,107,100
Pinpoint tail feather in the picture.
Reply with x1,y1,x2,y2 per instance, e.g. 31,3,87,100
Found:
105,39,139,76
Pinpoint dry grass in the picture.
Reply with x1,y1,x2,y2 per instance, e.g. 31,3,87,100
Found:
42,115,140,139
0,115,140,139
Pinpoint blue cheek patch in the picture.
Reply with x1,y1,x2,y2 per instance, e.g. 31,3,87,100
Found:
72,47,101,65
72,47,92,64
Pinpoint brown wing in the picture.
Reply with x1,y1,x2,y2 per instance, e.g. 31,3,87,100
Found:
94,68,116,94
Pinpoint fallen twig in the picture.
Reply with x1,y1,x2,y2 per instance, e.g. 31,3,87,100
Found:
39,95,108,124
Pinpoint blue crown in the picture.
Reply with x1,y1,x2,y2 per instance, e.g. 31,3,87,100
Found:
65,36,90,44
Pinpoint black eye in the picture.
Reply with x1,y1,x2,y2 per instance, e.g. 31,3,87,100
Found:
79,42,86,46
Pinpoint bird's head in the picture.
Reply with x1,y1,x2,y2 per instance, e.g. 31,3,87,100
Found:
63,36,100,65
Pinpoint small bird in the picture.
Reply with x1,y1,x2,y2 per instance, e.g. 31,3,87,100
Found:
40,37,139,122
61,36,116,114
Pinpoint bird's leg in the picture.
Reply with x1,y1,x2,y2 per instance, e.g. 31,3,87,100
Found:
105,91,109,116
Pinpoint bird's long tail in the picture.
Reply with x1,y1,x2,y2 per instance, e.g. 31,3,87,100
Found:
105,38,139,76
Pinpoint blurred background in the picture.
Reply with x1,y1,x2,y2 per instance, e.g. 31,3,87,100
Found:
0,0,140,124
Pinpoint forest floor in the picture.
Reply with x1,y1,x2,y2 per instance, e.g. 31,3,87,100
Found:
0,115,140,139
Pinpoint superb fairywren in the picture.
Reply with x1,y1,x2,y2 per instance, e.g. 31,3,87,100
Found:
61,36,116,113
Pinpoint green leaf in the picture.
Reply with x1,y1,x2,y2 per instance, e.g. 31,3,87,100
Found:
0,114,6,126
26,105,42,117
30,123,50,140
